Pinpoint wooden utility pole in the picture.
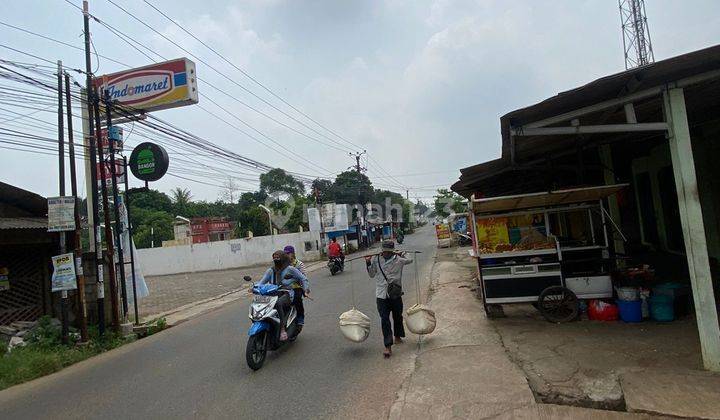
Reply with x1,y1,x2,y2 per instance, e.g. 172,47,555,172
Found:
65,72,88,342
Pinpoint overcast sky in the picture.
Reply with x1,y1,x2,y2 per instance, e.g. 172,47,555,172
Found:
1,0,719,203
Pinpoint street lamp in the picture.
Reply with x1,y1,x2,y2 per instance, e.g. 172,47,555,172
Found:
258,204,273,236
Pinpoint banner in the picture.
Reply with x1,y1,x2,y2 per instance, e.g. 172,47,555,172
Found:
476,217,509,247
47,197,76,232
435,223,451,240
51,253,77,292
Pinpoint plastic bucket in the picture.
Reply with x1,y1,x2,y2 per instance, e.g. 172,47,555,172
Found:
649,295,674,322
616,287,639,301
616,299,642,323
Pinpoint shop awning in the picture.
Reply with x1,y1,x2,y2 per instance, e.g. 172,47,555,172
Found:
471,184,628,214
0,217,48,230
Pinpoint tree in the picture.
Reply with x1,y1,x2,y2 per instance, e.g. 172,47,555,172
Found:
433,188,467,218
129,207,174,248
310,178,333,203
219,178,242,203
331,171,373,205
127,188,173,213
260,168,305,197
170,187,193,216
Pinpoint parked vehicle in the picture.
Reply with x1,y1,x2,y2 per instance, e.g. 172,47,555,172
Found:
243,275,302,370
396,231,405,244
327,257,344,275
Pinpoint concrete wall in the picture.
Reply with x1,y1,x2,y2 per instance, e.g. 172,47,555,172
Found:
137,231,322,276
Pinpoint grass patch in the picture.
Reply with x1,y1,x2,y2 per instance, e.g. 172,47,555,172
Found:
0,317,134,391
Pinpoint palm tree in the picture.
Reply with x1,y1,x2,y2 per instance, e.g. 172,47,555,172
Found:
171,188,193,216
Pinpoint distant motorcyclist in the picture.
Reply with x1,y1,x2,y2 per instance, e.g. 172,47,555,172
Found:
328,237,345,265
258,250,310,341
284,245,307,326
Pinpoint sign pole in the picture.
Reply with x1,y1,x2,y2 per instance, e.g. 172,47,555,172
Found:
56,60,70,346
104,91,129,320
92,88,120,332
65,72,88,343
123,156,140,325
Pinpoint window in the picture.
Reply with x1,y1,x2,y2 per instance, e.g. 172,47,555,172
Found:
304,241,313,252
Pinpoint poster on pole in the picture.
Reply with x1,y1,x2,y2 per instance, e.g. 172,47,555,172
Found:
51,253,77,292
47,197,76,232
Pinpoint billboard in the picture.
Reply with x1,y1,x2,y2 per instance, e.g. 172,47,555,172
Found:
307,203,350,233
93,58,198,113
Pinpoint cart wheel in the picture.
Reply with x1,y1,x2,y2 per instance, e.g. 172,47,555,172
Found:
537,286,579,323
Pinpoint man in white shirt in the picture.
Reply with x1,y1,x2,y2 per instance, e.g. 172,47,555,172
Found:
365,240,413,358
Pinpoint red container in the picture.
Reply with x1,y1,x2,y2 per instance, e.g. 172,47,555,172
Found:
588,299,619,321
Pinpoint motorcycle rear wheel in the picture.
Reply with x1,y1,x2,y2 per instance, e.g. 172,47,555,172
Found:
246,332,267,370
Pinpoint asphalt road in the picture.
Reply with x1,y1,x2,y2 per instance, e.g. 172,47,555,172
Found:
0,225,438,419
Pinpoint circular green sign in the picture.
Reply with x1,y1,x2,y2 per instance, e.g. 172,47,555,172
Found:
129,142,169,182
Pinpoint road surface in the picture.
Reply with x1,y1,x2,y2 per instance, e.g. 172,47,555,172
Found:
0,225,437,419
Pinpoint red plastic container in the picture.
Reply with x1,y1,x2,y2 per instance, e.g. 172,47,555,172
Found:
588,299,619,321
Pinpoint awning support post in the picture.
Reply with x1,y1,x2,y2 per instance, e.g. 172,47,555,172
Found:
663,87,720,372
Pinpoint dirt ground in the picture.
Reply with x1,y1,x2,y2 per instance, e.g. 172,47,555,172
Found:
491,301,703,409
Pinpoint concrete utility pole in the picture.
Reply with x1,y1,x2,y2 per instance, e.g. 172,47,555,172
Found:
57,60,69,345
82,0,105,335
350,151,367,247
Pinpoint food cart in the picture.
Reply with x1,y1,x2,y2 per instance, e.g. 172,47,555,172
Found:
470,184,627,322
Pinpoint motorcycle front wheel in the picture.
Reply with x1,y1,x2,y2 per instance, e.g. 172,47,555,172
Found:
246,331,267,370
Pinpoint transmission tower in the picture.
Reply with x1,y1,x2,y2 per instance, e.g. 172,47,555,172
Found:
619,0,655,69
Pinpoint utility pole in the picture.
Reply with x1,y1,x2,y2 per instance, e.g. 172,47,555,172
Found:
92,87,120,332
82,0,105,335
123,157,140,325
65,72,88,343
313,184,326,253
57,60,69,345
104,92,129,322
349,150,367,248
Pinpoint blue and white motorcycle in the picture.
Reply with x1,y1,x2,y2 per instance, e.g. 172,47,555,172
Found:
243,275,302,370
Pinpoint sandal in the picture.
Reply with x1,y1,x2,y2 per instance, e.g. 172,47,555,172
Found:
280,330,288,341
383,347,392,358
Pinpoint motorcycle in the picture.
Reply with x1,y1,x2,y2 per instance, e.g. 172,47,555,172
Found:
327,256,344,275
396,232,405,244
243,275,302,370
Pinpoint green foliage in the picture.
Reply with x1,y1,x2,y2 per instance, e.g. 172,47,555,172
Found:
146,318,167,336
433,188,467,218
0,316,133,390
260,168,305,196
310,179,333,202
332,171,373,205
130,208,174,248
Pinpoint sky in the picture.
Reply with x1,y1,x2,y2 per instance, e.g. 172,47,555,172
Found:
1,0,719,203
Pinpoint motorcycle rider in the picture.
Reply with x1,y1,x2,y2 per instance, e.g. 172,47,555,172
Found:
283,245,307,326
258,250,310,341
328,237,345,266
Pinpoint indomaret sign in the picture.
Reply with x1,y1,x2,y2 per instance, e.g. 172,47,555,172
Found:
93,58,198,113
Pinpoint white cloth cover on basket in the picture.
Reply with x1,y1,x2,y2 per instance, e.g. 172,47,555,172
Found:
339,308,372,343
405,304,436,334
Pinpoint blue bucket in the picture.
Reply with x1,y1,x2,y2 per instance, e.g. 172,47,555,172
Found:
649,295,674,322
616,299,642,323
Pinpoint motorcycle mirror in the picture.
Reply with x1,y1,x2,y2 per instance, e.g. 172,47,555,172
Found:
243,276,252,282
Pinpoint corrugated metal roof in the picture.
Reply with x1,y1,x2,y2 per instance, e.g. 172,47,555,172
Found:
0,217,48,230
452,43,720,198
0,182,48,216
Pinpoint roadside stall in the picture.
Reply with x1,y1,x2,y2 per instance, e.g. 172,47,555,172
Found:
470,184,627,322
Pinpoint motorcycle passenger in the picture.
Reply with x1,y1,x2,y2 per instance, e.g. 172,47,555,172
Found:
258,250,310,341
328,237,345,266
283,245,307,326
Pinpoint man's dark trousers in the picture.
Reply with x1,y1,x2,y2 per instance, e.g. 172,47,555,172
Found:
376,296,405,347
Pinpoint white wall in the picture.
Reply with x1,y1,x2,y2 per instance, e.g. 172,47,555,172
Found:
137,231,322,276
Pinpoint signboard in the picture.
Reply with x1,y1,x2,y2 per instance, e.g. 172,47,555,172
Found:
307,204,349,233
96,161,126,187
476,217,509,247
47,196,76,232
100,127,123,152
51,253,77,292
129,142,169,182
307,208,321,232
435,223,451,240
0,267,8,292
451,216,468,233
93,58,198,114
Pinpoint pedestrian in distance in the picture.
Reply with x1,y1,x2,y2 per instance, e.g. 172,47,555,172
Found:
365,240,413,358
